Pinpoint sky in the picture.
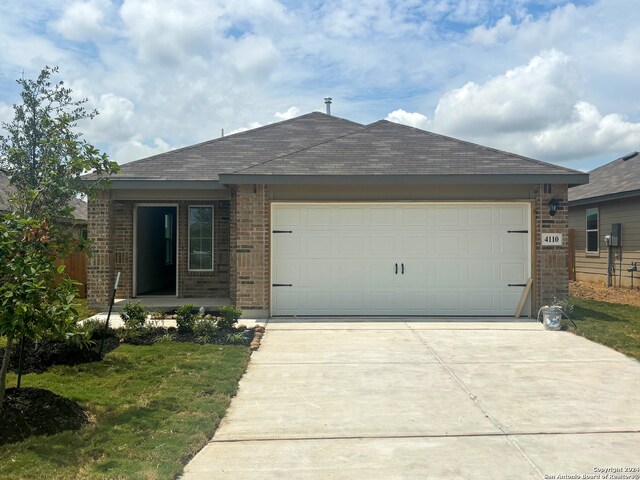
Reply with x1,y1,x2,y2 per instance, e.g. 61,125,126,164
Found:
0,0,639,172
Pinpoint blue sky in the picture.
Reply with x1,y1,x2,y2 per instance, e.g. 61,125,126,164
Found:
0,0,638,172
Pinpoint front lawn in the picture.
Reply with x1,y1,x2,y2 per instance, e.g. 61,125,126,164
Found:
570,297,640,361
0,342,250,479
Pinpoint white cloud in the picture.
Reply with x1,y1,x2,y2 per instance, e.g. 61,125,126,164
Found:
433,50,579,135
428,50,640,161
531,102,640,159
385,109,430,130
226,35,280,76
112,136,170,163
52,0,111,42
274,106,300,121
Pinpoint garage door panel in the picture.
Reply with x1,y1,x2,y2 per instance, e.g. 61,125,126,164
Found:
468,207,493,226
272,203,530,316
305,235,332,256
499,235,527,255
307,208,332,226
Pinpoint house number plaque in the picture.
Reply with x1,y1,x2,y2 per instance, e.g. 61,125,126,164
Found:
541,233,562,246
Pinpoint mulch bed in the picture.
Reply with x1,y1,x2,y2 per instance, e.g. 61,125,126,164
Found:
570,280,640,308
0,387,88,445
121,327,255,346
0,331,120,375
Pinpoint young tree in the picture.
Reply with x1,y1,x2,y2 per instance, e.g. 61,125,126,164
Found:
0,66,119,410
0,65,119,224
0,215,78,410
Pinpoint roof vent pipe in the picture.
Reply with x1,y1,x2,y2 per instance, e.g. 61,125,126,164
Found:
622,151,638,161
324,97,332,115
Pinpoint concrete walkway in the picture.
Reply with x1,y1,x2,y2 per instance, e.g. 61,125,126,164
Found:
182,319,640,479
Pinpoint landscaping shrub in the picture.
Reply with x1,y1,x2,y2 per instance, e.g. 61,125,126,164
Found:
225,331,251,346
175,304,196,333
120,301,148,329
193,315,220,344
217,306,242,330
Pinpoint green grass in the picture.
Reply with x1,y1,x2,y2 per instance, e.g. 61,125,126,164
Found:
0,342,250,479
570,297,640,361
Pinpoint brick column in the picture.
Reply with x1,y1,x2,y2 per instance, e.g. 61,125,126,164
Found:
87,191,115,310
230,184,270,316
113,201,133,299
534,184,569,310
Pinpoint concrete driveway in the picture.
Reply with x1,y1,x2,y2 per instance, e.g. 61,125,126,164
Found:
182,319,640,479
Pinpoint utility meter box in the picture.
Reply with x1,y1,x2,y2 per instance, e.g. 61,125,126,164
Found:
611,223,622,247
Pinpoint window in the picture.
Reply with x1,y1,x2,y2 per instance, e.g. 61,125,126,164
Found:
189,206,213,271
586,208,599,253
164,214,173,265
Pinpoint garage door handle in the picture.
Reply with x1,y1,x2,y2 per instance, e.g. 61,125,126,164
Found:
272,283,293,287
508,283,527,287
507,230,529,234
272,230,293,234
395,263,398,275
401,263,404,274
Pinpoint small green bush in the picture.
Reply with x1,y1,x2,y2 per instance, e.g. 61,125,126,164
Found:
176,304,196,333
120,301,148,329
217,305,242,330
226,331,251,346
193,314,219,344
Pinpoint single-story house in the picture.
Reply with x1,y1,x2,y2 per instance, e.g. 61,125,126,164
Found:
568,151,639,287
85,112,588,317
1,170,89,297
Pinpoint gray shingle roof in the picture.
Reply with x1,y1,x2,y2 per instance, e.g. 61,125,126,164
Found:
230,120,581,177
0,171,87,222
90,111,586,186
569,151,640,203
99,112,364,182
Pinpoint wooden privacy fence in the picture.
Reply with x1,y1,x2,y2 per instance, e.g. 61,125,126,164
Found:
568,228,576,281
57,251,88,298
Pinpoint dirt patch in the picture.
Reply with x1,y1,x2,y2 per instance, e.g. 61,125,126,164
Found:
570,280,640,308
0,387,88,445
0,332,120,375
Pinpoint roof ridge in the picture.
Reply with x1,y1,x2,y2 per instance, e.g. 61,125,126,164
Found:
377,119,583,175
118,112,363,169
231,119,371,173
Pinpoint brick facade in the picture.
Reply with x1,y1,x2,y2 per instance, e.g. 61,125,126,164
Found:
534,183,569,311
89,183,568,317
87,191,115,309
87,195,230,309
229,184,270,312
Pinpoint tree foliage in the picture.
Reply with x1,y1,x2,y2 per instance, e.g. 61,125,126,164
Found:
0,66,119,410
0,65,119,221
0,214,78,408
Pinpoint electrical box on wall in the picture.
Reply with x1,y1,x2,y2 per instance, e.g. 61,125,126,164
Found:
611,223,622,247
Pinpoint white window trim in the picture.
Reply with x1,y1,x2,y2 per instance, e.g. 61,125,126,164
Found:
188,205,214,272
585,207,599,254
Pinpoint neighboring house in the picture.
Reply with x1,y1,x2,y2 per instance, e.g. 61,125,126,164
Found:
1,170,89,297
568,151,640,288
85,112,587,317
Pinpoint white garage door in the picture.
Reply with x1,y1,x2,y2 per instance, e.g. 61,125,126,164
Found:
271,203,530,316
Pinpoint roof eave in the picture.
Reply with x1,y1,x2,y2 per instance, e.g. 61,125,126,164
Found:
568,188,640,206
219,173,589,186
84,179,227,190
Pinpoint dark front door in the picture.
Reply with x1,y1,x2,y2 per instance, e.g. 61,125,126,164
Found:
136,206,177,296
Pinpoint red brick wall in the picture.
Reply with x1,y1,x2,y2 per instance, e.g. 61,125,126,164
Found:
534,183,569,310
229,184,270,311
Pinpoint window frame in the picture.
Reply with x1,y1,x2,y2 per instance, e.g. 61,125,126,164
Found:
585,207,599,254
188,205,214,272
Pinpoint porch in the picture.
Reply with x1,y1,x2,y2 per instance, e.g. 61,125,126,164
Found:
112,296,231,312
